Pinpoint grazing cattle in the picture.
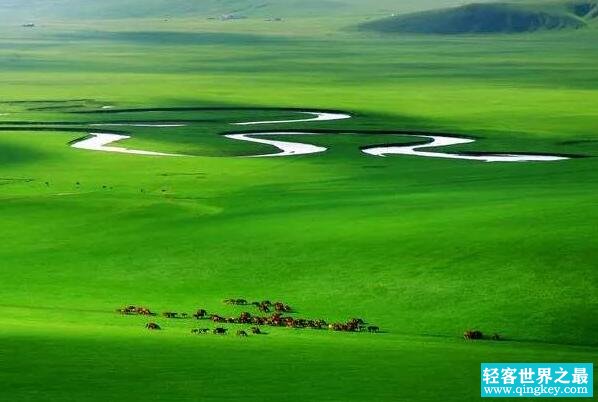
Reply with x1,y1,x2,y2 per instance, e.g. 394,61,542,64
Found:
224,298,248,306
308,320,326,329
464,330,483,340
118,305,153,315
239,312,252,323
124,298,373,338
313,320,327,329
213,327,228,335
274,302,292,313
145,323,161,330
210,314,225,323
346,320,360,331
136,307,154,316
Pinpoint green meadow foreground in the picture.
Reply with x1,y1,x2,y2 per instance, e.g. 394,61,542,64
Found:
1,4,598,401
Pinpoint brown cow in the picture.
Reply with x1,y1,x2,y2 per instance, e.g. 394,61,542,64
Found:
210,314,225,323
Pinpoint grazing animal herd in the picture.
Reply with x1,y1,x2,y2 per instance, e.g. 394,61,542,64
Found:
118,299,500,341
117,299,382,337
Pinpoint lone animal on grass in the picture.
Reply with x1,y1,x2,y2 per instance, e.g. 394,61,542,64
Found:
145,322,161,330
464,330,483,340
193,309,208,319
236,330,248,337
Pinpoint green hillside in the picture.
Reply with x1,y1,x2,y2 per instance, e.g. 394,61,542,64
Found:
359,1,597,34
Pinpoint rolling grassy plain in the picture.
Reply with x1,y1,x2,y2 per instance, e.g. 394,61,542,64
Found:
0,7,597,402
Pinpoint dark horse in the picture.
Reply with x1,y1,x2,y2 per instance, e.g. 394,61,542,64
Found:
213,327,228,335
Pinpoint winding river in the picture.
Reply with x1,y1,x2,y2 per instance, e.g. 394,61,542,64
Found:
361,135,568,162
72,133,182,156
70,110,570,162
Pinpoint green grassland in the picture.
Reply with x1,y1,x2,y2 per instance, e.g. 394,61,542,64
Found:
0,0,495,20
0,2,597,401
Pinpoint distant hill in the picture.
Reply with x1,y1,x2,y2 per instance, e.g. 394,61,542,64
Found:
358,1,597,34
568,0,598,17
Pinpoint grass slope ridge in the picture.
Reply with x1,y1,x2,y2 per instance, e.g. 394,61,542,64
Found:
569,0,598,17
359,1,594,34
